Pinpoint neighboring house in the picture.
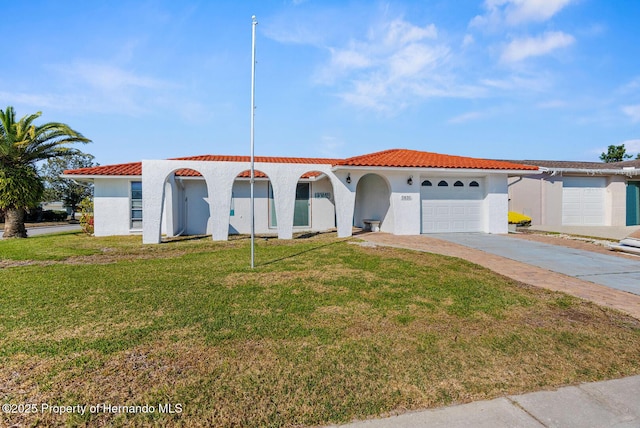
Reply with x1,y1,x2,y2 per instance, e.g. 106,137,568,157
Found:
508,159,640,227
62,148,538,243
40,201,71,214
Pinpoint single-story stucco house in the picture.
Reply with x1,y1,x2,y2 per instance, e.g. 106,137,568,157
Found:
508,159,640,227
62,148,539,243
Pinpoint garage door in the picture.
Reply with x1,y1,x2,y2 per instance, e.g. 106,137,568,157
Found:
562,177,605,225
421,178,484,233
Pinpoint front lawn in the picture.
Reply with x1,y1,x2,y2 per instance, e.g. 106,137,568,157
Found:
1,232,639,427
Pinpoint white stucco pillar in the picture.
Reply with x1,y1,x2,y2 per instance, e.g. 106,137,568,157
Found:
484,175,509,234
203,170,235,241
331,174,356,238
164,177,175,238
142,161,166,244
269,174,297,240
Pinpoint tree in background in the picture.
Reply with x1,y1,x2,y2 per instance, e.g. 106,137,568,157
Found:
0,106,90,238
599,144,633,162
41,152,96,220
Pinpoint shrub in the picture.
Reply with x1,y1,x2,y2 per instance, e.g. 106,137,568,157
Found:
40,210,68,221
79,197,94,235
508,211,532,226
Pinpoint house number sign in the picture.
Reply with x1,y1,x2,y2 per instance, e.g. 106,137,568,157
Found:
314,192,331,198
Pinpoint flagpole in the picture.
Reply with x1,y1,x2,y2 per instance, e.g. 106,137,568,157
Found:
250,15,257,269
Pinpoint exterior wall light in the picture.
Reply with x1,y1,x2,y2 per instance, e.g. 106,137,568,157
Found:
407,176,413,185
346,173,351,184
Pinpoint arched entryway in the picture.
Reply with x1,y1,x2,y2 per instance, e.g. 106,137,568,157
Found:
162,168,211,237
231,170,272,234
353,173,391,232
293,170,336,232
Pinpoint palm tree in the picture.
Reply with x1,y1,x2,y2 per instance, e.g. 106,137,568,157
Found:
0,106,90,238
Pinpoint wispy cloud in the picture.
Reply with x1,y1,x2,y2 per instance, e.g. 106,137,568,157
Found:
310,17,485,111
471,0,576,29
318,135,345,157
59,62,170,92
619,76,640,94
448,111,484,124
622,104,640,123
501,31,575,62
480,72,552,92
621,139,640,153
1,61,186,117
45,61,177,115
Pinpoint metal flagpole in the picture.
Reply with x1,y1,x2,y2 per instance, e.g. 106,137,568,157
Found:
250,15,257,269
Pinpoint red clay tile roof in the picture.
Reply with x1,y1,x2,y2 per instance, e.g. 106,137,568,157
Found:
63,154,335,178
63,161,142,176
338,149,538,170
63,149,538,176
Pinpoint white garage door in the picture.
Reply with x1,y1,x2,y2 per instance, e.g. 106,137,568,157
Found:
421,178,484,233
562,177,606,225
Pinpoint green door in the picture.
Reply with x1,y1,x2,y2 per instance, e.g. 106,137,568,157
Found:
293,183,310,227
627,182,640,226
268,182,310,228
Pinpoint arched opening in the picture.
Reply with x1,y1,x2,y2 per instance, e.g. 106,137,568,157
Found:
162,168,211,237
230,169,271,235
354,173,391,231
296,170,336,232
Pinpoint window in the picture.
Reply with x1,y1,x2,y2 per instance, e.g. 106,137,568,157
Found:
421,180,432,186
268,183,277,228
131,181,142,229
470,181,480,187
438,180,448,187
454,180,464,187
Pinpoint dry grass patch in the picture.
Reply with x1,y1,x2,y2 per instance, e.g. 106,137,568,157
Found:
0,232,639,427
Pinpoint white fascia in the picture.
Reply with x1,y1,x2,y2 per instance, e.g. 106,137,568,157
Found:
331,166,540,175
541,167,640,177
59,174,140,181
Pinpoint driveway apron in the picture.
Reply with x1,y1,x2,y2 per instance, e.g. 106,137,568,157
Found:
430,233,640,296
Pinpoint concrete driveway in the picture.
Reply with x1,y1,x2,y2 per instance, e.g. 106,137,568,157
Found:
430,233,640,296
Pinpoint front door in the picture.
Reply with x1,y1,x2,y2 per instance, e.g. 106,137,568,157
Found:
294,183,310,227
627,182,640,226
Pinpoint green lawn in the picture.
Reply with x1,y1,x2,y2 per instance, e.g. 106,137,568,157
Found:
1,232,639,427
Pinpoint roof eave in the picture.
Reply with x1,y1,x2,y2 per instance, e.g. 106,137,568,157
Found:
331,165,539,174
541,167,640,176
60,174,140,180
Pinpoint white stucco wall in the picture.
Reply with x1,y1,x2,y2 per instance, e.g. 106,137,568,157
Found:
226,177,337,234
93,178,135,236
142,160,355,243
384,171,421,235
509,175,563,226
510,173,628,227
228,179,270,235
310,177,337,232
606,175,627,226
484,175,509,234
354,174,393,232
92,161,518,241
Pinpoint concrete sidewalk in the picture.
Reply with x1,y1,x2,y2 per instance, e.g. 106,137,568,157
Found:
335,375,640,428
526,225,640,241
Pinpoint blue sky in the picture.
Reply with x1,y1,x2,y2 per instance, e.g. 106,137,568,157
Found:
2,0,640,165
